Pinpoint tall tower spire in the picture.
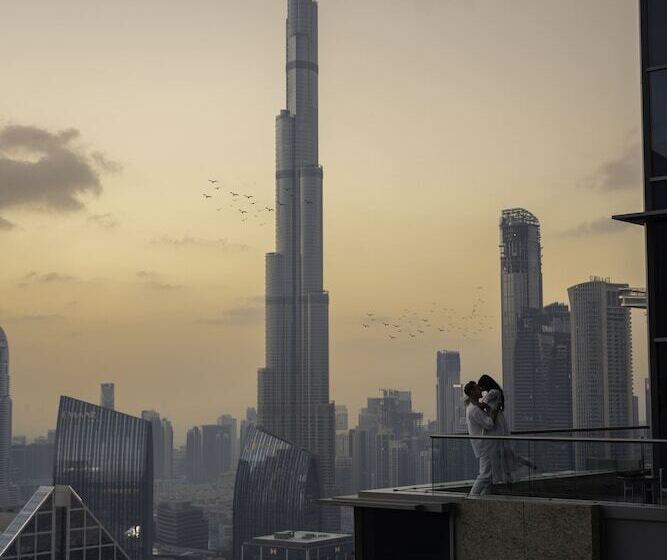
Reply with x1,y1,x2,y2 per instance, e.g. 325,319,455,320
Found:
257,0,335,528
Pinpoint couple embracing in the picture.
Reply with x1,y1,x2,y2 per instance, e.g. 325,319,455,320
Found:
463,375,535,496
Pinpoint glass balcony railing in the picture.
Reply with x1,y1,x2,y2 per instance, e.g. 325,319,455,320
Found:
431,432,667,506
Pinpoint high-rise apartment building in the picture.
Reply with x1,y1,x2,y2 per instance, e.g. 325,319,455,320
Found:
239,408,257,454
156,501,209,550
500,209,543,428
568,279,634,430
185,426,203,484
217,414,239,468
0,328,11,509
435,351,464,433
162,418,174,480
256,0,336,523
54,397,153,560
100,383,115,410
142,410,165,480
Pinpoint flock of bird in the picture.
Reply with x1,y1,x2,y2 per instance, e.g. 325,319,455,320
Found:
361,288,493,341
201,179,274,226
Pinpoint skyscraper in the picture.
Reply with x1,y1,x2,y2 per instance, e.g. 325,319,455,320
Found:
54,397,153,560
232,426,321,560
162,418,174,480
142,410,164,480
257,0,335,521
568,279,634,430
500,209,543,428
185,426,203,483
100,383,115,410
435,350,464,434
0,328,11,508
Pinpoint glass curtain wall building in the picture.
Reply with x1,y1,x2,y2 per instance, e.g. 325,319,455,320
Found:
0,485,131,560
53,397,153,560
0,328,11,509
615,1,667,461
232,426,320,560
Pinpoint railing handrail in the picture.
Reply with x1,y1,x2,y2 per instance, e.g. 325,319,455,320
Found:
430,433,667,444
511,425,650,435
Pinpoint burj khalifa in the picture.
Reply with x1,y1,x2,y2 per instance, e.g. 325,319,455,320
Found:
257,0,336,521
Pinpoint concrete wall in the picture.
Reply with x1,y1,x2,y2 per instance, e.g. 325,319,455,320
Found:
456,499,600,560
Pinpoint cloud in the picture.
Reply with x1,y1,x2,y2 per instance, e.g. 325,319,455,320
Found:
136,270,183,291
87,213,119,230
579,140,642,192
559,216,634,237
18,271,81,287
0,124,120,212
197,297,264,326
0,216,15,231
153,235,252,252
9,313,65,323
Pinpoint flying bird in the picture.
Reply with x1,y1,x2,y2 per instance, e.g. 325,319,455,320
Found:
239,209,248,215
203,194,213,199
305,199,314,204
244,195,254,200
230,192,239,197
208,179,218,184
265,207,275,212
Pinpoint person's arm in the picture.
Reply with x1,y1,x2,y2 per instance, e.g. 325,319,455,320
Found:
469,405,495,430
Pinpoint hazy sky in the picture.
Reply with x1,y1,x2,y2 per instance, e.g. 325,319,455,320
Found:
0,0,648,443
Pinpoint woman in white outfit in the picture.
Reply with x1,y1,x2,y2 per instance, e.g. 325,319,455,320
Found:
477,374,535,485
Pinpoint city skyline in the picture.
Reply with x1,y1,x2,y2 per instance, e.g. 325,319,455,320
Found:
0,0,649,441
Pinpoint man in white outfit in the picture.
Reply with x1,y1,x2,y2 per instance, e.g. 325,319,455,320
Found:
464,381,498,496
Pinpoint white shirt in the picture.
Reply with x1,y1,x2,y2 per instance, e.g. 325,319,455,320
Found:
466,402,494,458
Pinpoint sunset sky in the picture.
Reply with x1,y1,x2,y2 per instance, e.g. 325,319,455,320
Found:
0,0,649,443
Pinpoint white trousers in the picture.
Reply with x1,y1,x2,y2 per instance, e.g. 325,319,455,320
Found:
470,453,493,496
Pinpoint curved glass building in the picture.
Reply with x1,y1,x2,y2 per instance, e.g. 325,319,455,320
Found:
232,426,320,560
53,396,153,560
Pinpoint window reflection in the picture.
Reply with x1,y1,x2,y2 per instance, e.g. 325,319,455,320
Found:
650,70,667,177
647,0,667,68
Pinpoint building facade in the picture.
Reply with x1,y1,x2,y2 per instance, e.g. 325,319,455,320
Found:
499,209,543,429
0,485,131,560
568,279,634,431
0,328,11,509
53,397,153,560
141,410,164,481
186,427,203,484
156,501,208,550
256,0,336,526
100,383,115,411
232,427,320,560
435,351,464,434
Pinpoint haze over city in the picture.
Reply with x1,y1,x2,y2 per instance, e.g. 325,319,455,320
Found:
0,0,648,442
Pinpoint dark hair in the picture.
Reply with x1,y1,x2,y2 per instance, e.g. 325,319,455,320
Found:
478,374,505,410
463,381,478,397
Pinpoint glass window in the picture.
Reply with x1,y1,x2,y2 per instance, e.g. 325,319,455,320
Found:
19,535,35,555
5,542,16,556
651,222,667,337
652,180,667,210
70,550,84,560
649,70,667,177
36,512,52,533
85,512,98,529
647,0,667,68
37,554,51,560
85,545,100,560
70,529,85,549
86,528,100,547
101,546,115,560
101,532,112,545
24,517,36,534
70,510,85,529
36,533,51,553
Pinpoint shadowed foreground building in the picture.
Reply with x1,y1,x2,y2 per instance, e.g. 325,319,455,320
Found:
232,427,320,560
0,485,131,560
156,502,208,550
53,397,153,560
0,329,11,510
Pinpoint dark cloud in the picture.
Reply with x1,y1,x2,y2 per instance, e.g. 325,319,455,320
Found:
136,270,183,291
153,235,252,252
0,124,120,212
87,213,120,230
560,216,634,238
580,140,642,192
197,297,264,326
0,216,15,231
